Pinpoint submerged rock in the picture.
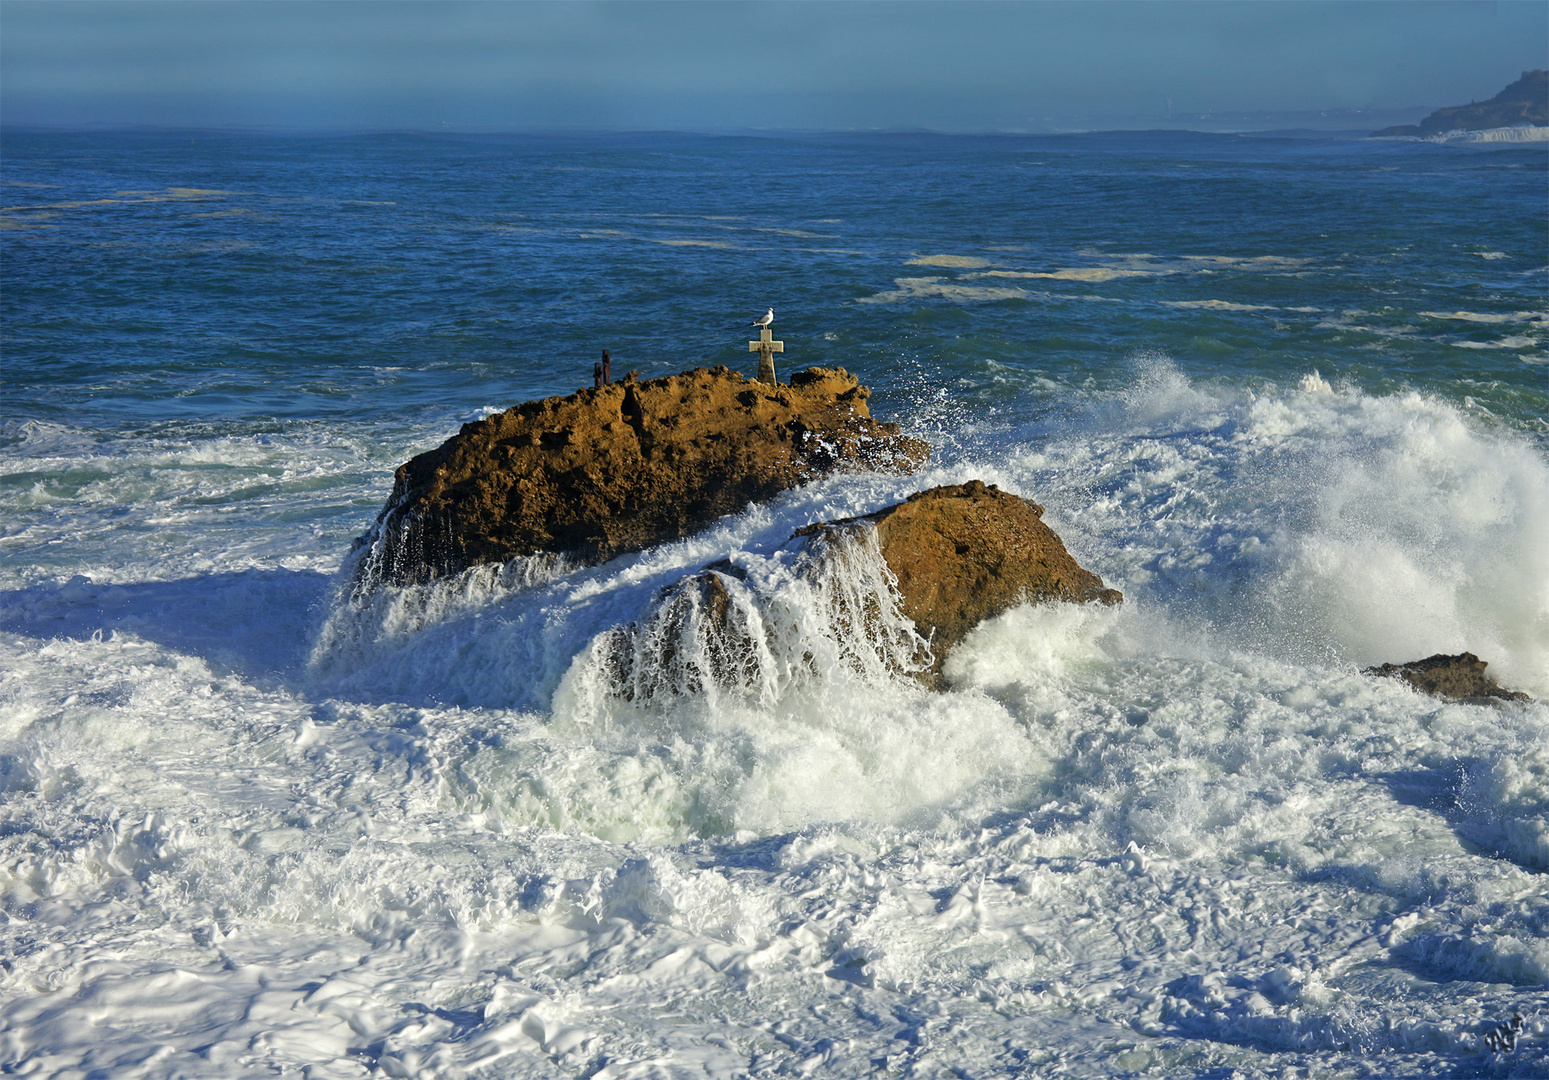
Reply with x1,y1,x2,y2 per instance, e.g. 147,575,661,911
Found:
1363,652,1532,704
354,365,928,587
801,481,1122,685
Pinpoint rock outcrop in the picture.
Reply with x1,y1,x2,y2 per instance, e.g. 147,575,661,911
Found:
801,481,1122,684
1363,652,1532,704
354,366,929,586
1374,69,1547,136
602,481,1122,698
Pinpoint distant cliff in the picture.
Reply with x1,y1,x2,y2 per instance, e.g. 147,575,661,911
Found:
1374,70,1547,136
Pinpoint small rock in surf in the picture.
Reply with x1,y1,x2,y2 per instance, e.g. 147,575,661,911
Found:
1363,652,1532,704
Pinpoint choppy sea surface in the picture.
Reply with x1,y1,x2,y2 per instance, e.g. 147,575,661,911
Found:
2,129,1547,1078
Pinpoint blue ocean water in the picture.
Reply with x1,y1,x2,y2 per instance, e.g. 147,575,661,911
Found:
2,130,1547,1077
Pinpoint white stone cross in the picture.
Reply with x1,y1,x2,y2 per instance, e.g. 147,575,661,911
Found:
748,325,784,385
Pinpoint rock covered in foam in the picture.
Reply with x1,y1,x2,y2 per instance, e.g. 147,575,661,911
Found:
1364,652,1533,704
598,569,771,705
800,481,1122,685
601,481,1122,699
354,365,928,586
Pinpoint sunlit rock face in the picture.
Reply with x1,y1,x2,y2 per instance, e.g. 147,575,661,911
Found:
352,365,929,587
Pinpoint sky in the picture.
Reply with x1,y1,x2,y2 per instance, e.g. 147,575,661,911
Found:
2,1,1546,133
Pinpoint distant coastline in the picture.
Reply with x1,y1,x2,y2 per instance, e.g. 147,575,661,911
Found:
1373,69,1548,138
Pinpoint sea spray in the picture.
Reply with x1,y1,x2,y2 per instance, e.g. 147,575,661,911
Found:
311,549,574,675
993,359,1549,696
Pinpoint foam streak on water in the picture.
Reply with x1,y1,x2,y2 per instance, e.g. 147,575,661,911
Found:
2,131,1547,1077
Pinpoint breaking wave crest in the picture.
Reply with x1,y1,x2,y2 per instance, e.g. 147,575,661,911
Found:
991,358,1549,698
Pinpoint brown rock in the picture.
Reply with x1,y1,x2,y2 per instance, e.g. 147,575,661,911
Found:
1364,652,1532,704
799,480,1122,685
354,366,928,587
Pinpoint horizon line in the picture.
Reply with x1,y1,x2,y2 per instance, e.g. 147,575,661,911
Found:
0,121,1405,139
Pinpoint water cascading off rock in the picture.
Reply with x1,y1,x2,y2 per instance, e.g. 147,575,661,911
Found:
602,481,1124,696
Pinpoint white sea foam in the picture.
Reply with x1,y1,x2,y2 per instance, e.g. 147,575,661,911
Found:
906,254,991,268
1456,335,1540,350
992,358,1549,697
1421,309,1548,325
981,266,1159,282
1161,299,1278,312
857,275,1037,305
864,250,1324,305
0,420,415,587
2,368,1546,1076
1430,126,1549,144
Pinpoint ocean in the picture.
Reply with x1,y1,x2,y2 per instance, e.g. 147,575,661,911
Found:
2,129,1546,1078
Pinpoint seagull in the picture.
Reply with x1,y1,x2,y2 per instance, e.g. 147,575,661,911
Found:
748,307,774,328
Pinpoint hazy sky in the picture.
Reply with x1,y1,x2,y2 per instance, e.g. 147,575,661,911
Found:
3,1,1546,132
